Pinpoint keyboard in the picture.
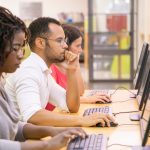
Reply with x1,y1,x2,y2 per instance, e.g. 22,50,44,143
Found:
83,107,118,127
67,134,108,150
132,146,150,150
85,90,109,97
83,106,112,116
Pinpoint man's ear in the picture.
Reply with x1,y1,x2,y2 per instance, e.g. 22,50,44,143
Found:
35,37,45,49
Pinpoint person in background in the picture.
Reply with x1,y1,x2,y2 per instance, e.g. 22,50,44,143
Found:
0,6,87,150
46,24,111,111
5,16,115,127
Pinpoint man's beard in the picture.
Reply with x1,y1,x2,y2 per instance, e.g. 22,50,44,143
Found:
51,55,65,63
45,44,65,63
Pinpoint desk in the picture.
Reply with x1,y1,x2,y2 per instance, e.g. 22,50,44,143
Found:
58,90,150,150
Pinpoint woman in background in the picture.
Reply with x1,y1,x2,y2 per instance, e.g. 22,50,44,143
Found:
0,6,86,150
46,24,111,111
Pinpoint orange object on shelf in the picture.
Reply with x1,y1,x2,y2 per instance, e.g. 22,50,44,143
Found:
106,15,127,32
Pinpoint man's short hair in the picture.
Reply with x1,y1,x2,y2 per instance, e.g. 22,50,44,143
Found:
28,17,61,50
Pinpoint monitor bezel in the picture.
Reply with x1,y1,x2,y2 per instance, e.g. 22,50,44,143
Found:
139,70,150,111
134,43,149,89
132,115,150,149
140,90,150,146
142,116,150,146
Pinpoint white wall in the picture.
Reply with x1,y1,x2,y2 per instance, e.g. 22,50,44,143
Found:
137,0,150,60
0,0,87,19
0,0,20,15
43,0,87,19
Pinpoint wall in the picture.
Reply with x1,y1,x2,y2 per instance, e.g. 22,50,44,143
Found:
137,0,150,59
43,0,87,19
0,0,20,15
0,0,87,19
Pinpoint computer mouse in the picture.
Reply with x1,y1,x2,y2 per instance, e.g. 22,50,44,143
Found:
96,101,112,104
96,121,118,127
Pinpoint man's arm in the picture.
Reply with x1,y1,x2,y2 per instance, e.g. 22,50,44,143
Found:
66,69,80,112
28,109,82,127
76,62,85,96
65,51,80,113
28,109,116,127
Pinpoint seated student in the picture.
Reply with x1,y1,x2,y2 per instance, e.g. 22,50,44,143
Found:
46,24,111,111
5,15,115,127
0,6,87,150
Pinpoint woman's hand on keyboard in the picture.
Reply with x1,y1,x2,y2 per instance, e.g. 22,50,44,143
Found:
45,128,87,150
81,113,115,127
82,93,111,104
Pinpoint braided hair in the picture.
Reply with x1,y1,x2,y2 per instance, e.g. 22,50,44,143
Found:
0,6,28,65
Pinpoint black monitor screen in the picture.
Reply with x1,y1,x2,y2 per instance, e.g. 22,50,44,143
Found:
140,95,150,146
136,51,150,110
133,43,149,89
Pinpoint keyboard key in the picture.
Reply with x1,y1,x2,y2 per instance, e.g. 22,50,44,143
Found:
67,134,108,150
83,106,112,116
83,107,118,127
85,90,109,97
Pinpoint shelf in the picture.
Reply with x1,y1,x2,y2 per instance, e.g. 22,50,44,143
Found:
88,0,135,81
90,50,132,55
89,13,132,15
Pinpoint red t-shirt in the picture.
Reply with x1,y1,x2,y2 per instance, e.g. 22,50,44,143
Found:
45,64,67,111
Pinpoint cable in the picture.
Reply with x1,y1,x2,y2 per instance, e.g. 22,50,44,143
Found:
112,98,135,103
110,86,137,97
113,110,140,116
118,123,139,126
107,143,134,149
143,117,148,122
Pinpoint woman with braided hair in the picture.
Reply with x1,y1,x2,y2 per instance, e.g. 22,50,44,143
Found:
0,6,87,150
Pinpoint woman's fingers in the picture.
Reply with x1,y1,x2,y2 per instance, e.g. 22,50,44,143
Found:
65,51,77,62
94,95,111,103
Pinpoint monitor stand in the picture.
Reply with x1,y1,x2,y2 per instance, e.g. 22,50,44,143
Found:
132,146,150,150
129,113,141,121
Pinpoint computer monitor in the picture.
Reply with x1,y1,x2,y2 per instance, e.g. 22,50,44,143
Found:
142,116,150,146
130,74,150,121
132,97,150,150
140,95,150,146
136,50,150,110
140,93,150,137
133,43,149,89
139,70,150,111
130,51,150,121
